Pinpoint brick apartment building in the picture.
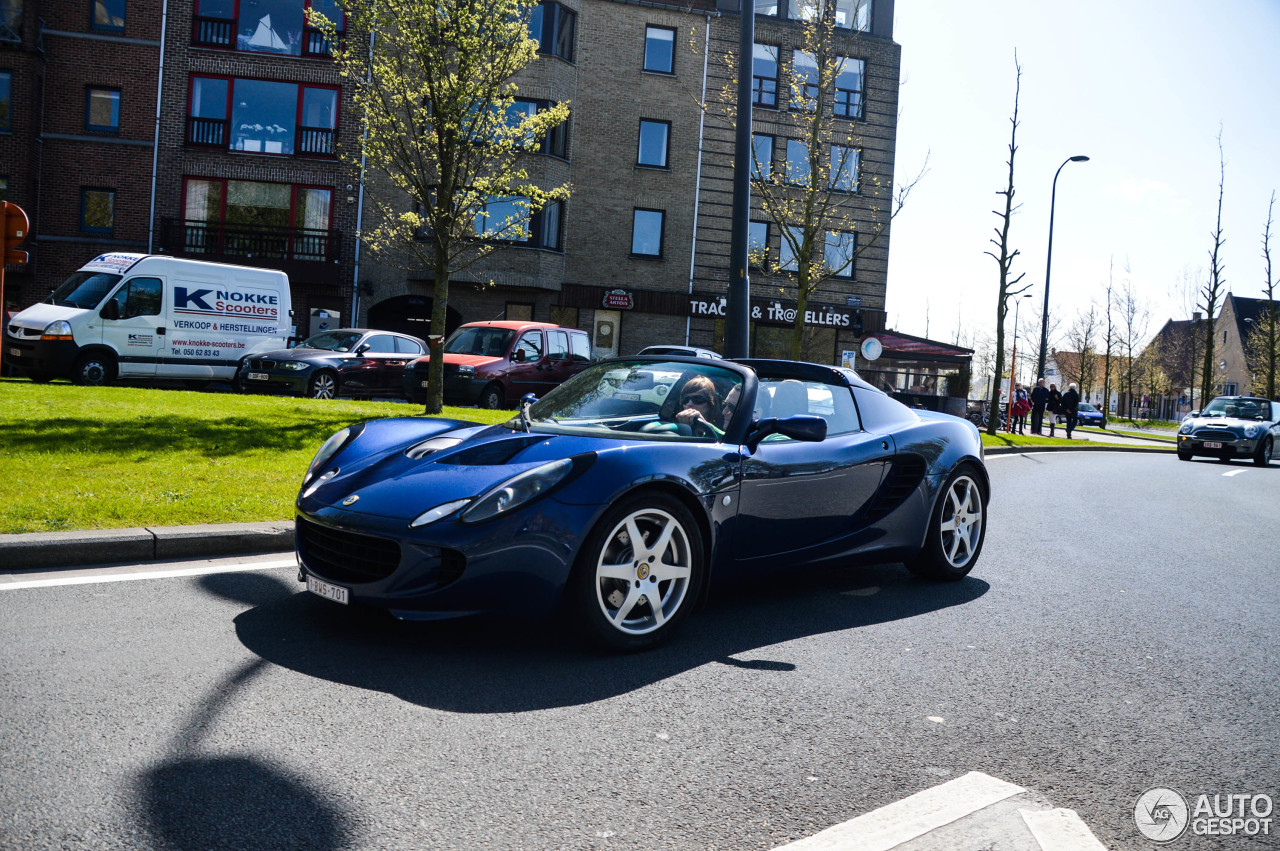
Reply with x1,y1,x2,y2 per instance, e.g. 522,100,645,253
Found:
4,0,899,359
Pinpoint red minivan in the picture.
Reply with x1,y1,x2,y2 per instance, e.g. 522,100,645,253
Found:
401,321,592,408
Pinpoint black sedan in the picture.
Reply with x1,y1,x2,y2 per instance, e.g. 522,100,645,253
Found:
294,357,990,650
238,329,427,400
1177,396,1278,465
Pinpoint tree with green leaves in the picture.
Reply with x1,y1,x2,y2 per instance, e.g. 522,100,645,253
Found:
316,0,570,413
982,56,1030,436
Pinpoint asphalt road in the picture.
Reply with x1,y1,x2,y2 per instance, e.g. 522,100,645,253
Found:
2,452,1277,850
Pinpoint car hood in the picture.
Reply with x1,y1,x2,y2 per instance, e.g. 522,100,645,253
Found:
8,303,88,331
301,422,618,520
1183,416,1263,431
253,347,347,361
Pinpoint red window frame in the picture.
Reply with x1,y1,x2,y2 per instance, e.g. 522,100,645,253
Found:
181,177,334,231
190,0,346,58
185,74,340,157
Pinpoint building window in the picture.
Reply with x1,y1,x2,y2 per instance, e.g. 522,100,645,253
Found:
637,119,670,168
180,177,333,261
754,0,781,17
81,188,116,233
779,225,803,272
824,231,855,277
91,0,125,31
752,45,778,107
644,25,674,73
748,220,769,267
785,139,809,186
0,176,8,203
472,197,561,250
631,208,664,257
86,87,121,133
192,0,344,57
793,0,871,30
1222,382,1237,395
550,305,578,328
834,57,865,119
507,98,567,158
1,2,21,44
535,200,562,250
830,144,858,192
751,133,773,180
506,302,534,321
0,71,11,132
186,75,338,156
529,1,575,62
792,51,818,112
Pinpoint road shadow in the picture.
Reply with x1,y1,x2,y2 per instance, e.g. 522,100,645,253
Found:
200,565,989,714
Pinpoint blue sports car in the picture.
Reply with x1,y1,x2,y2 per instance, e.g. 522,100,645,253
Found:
294,357,990,650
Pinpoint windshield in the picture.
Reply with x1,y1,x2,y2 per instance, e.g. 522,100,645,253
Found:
300,331,363,352
1078,403,1097,412
518,359,745,442
444,326,515,357
1202,398,1268,420
50,271,123,309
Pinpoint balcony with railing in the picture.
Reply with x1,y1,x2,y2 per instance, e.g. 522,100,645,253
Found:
185,118,335,157
160,219,343,282
192,15,233,48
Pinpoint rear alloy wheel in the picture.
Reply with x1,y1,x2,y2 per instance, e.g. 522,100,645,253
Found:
572,494,704,651
1255,437,1273,467
72,353,115,387
907,465,987,581
308,371,338,400
478,383,504,410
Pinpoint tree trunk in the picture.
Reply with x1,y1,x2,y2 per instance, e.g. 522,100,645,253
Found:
424,250,452,416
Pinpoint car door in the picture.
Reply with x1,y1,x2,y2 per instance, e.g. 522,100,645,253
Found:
540,329,574,395
357,333,400,394
390,336,424,395
507,329,548,398
336,333,383,393
102,277,164,377
734,378,893,561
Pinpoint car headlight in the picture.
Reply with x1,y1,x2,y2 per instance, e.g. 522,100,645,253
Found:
304,423,365,486
459,458,574,524
410,498,473,528
42,320,74,341
1179,422,1193,434
1245,424,1260,438
281,361,310,371
455,364,475,377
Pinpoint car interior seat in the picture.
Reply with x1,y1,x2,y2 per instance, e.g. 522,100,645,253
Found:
768,379,809,420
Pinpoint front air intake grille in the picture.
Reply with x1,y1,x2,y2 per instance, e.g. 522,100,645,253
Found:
1195,429,1236,441
860,455,928,525
296,516,403,584
248,358,277,370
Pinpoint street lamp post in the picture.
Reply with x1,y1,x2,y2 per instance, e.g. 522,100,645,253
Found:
1007,292,1032,432
1036,155,1090,383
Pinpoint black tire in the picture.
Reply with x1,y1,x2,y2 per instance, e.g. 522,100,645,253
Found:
72,352,115,387
308,370,338,400
906,464,987,581
569,492,704,652
478,383,504,410
1177,448,1192,462
1254,437,1273,467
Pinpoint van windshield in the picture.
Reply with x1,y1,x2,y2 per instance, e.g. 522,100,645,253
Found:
444,327,515,357
50,272,123,309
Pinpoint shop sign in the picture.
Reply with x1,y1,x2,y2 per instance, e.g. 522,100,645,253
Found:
688,295,860,328
602,289,635,310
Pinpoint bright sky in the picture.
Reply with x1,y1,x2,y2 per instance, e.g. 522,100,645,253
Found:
884,0,1280,353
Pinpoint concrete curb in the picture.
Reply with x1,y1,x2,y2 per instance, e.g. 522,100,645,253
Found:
984,443,1172,455
0,521,293,571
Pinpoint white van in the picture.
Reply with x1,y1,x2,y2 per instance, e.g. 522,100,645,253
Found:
4,253,292,385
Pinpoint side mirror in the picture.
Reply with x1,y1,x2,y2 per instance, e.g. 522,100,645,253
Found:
100,300,120,321
512,349,526,363
1189,410,1200,418
745,415,827,451
355,343,370,355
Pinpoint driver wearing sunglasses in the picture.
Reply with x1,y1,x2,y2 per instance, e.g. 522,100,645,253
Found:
675,376,730,437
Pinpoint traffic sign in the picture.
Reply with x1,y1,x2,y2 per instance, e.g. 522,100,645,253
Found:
3,202,30,265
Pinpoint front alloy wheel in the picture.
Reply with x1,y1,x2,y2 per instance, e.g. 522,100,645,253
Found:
1255,437,1273,467
308,371,337,400
907,466,986,580
573,495,703,651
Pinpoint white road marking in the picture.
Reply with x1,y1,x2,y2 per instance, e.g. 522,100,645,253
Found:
1223,469,1248,477
0,558,296,591
1020,808,1108,850
771,771,1025,851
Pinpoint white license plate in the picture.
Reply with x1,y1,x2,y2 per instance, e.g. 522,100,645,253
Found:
307,576,349,605
1203,441,1223,449
247,372,269,381
615,392,640,400
420,380,429,388
9,347,20,357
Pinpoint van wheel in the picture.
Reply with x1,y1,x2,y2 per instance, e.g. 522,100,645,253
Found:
308,371,338,400
73,353,115,387
478,383,505,410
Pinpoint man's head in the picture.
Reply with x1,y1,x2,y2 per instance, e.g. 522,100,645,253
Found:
1037,378,1045,387
722,385,740,422
1069,383,1078,392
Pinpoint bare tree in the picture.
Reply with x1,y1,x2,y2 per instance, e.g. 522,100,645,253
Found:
1062,304,1100,401
1197,130,1228,405
982,55,1030,435
1101,260,1116,426
1117,276,1150,420
1246,191,1277,398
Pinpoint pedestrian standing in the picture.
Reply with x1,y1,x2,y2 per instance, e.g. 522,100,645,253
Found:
1046,383,1062,437
1029,378,1049,435
1061,382,1081,439
1011,383,1030,434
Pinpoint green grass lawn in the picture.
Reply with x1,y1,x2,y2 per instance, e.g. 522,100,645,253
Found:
1075,425,1177,443
0,379,510,534
977,430,1165,450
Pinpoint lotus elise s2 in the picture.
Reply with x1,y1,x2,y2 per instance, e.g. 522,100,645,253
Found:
294,357,990,650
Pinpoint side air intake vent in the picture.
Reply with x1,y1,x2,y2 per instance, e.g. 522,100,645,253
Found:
860,455,927,524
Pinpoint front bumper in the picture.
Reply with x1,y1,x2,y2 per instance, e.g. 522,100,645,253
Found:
238,365,312,395
1178,432,1259,458
4,333,79,379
